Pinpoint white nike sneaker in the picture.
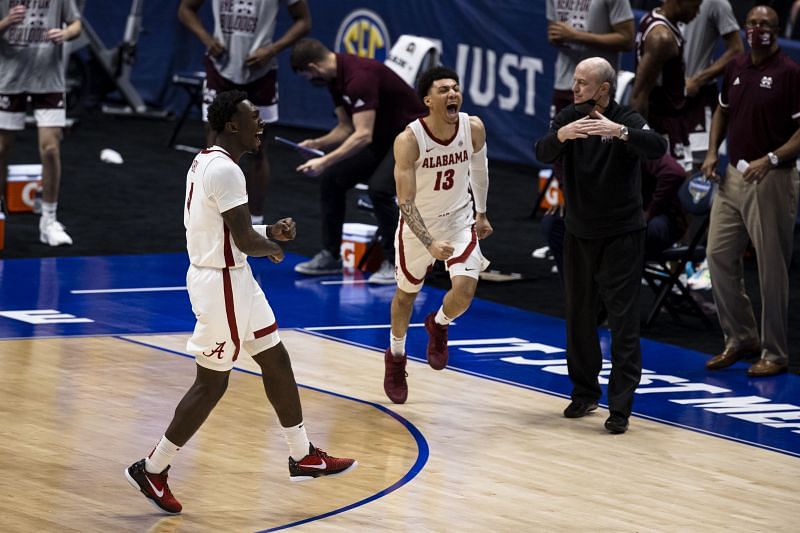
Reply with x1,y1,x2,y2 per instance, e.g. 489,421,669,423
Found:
39,217,73,246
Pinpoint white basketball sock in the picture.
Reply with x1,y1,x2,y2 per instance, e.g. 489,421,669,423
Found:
145,436,181,474
41,201,57,221
390,334,407,357
282,421,310,461
435,306,455,326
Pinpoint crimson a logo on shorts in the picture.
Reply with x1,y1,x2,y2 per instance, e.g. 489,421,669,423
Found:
203,342,226,359
334,9,391,62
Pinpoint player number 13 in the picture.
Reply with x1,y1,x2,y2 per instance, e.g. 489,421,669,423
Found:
434,169,455,191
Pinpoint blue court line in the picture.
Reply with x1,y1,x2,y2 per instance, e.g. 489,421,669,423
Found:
115,334,430,531
300,329,800,459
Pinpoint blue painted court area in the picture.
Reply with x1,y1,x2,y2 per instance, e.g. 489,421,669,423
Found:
1,253,799,457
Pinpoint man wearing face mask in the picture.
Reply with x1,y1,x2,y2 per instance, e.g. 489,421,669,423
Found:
701,5,800,377
536,57,667,434
289,38,427,284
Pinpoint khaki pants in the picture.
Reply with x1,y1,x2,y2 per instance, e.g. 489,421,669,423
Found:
707,163,799,363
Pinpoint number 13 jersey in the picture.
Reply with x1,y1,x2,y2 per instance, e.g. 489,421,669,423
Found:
406,112,475,237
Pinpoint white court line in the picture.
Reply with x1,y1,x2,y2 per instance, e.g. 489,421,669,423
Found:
306,322,422,331
304,321,455,331
71,286,187,294
320,280,369,285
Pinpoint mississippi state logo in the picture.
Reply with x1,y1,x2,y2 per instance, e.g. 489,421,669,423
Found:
334,9,391,61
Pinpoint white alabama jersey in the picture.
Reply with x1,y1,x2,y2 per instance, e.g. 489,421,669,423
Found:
184,146,249,268
407,112,475,236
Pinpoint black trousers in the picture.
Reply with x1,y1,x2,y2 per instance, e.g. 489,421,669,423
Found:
319,146,397,261
563,229,645,417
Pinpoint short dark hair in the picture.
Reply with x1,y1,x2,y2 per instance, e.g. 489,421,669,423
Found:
416,66,459,101
290,38,330,73
207,90,247,133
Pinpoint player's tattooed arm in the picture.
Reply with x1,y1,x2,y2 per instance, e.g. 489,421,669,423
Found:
398,200,433,248
393,128,454,261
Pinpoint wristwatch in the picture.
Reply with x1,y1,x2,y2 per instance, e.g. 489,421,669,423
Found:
767,152,779,167
619,125,629,141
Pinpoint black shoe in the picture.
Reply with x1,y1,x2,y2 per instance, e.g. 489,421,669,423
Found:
604,414,629,434
563,400,598,418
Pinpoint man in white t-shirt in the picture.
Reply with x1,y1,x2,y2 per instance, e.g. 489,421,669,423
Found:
682,0,743,166
382,66,492,404
178,0,311,224
124,90,355,515
0,0,81,246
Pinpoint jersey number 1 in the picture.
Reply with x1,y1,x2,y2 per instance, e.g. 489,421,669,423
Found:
434,169,455,191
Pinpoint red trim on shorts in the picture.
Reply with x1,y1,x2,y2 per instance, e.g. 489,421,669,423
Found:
253,322,278,339
221,267,241,361
186,182,194,214
223,225,234,267
200,148,235,162
446,226,477,268
420,116,458,146
398,219,426,286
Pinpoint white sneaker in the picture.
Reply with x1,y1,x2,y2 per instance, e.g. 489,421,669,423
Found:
367,260,396,285
39,217,73,246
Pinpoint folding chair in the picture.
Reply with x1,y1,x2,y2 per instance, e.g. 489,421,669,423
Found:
642,175,715,328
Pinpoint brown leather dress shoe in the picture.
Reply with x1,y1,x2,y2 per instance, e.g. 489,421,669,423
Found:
747,359,788,377
706,342,761,370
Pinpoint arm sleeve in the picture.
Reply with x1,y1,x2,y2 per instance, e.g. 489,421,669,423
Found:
469,143,489,213
204,159,248,213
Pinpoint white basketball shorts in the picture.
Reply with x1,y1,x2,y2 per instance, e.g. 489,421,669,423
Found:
186,262,281,371
395,222,490,293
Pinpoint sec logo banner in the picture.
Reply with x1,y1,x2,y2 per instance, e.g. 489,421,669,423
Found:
334,8,391,61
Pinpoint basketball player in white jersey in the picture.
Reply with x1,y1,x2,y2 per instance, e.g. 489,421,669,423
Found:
383,66,492,404
125,90,355,514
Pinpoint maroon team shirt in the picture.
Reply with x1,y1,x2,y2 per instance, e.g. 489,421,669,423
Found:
720,49,800,167
329,53,427,152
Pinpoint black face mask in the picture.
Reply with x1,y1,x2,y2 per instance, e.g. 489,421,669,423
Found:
573,86,603,116
309,77,328,87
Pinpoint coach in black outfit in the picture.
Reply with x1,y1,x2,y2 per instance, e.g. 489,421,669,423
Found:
535,57,667,434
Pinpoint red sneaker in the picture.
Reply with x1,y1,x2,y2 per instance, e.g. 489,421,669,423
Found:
424,312,449,370
383,348,408,404
125,459,182,514
288,444,358,482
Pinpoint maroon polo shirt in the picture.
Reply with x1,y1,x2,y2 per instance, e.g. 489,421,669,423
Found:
329,53,427,153
720,49,800,167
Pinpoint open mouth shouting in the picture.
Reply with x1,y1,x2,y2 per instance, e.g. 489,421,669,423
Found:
446,102,459,120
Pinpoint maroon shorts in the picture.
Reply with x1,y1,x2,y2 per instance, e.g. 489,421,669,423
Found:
649,113,692,171
0,92,65,130
682,84,718,133
202,55,278,122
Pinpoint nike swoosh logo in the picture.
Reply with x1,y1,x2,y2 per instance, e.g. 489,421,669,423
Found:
146,476,165,498
426,147,435,152
303,458,327,470
465,267,476,271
